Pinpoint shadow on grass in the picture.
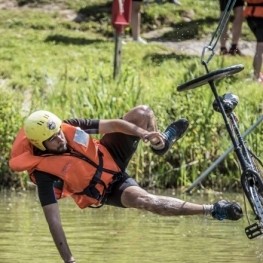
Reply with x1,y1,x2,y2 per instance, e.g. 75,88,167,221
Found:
74,1,112,23
72,1,114,38
16,0,45,6
144,53,195,65
74,2,219,42
45,34,105,45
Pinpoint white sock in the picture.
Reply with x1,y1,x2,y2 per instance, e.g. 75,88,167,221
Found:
150,142,164,150
203,204,214,216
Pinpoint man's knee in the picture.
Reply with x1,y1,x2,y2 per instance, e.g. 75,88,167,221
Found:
123,105,155,128
135,105,154,118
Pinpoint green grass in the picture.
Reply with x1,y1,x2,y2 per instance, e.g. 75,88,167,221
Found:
1,0,262,191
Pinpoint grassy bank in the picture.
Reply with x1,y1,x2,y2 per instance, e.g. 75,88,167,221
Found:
1,0,262,191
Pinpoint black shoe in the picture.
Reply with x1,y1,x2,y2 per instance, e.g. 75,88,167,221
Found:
151,118,189,156
229,47,243,56
211,200,243,221
220,47,228,55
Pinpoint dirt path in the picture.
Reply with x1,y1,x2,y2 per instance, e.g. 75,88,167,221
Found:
143,27,256,57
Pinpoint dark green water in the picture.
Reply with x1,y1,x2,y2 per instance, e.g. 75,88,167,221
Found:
0,190,263,263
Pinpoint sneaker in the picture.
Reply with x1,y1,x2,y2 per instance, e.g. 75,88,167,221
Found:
172,0,181,5
211,200,243,221
151,118,189,156
257,72,263,83
220,47,228,55
133,37,147,44
252,72,263,83
228,47,243,56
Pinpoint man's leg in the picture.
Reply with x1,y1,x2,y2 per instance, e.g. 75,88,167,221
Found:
231,6,243,46
100,105,159,171
228,6,243,55
100,105,188,170
219,0,229,54
108,106,241,220
246,17,263,80
131,0,147,43
121,185,205,216
131,1,142,41
219,11,229,54
123,105,189,155
121,185,243,220
253,42,263,80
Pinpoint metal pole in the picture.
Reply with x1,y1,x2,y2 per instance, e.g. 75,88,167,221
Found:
113,32,123,79
185,115,263,193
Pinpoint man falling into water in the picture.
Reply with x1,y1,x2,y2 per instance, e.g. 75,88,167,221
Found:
9,106,242,263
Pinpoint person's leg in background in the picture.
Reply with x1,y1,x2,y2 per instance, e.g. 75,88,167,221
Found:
219,0,230,54
247,17,263,82
131,0,147,44
219,0,244,55
228,5,244,55
253,42,263,81
219,17,229,55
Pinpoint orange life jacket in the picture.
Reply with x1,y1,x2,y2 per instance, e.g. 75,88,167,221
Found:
244,0,263,17
9,123,121,208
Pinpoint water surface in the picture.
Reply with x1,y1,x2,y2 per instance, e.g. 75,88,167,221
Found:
0,190,263,263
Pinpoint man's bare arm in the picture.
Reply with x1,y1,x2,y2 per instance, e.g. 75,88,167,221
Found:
42,203,76,263
99,119,164,146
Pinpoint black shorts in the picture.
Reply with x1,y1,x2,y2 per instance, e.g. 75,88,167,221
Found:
100,132,140,171
247,17,263,42
104,174,139,207
100,132,140,207
219,0,244,11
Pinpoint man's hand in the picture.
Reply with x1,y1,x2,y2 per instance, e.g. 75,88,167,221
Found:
99,119,165,150
142,132,165,150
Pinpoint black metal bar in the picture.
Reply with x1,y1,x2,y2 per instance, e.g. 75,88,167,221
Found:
113,33,123,79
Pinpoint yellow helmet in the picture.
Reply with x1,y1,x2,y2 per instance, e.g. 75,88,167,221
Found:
24,110,62,151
